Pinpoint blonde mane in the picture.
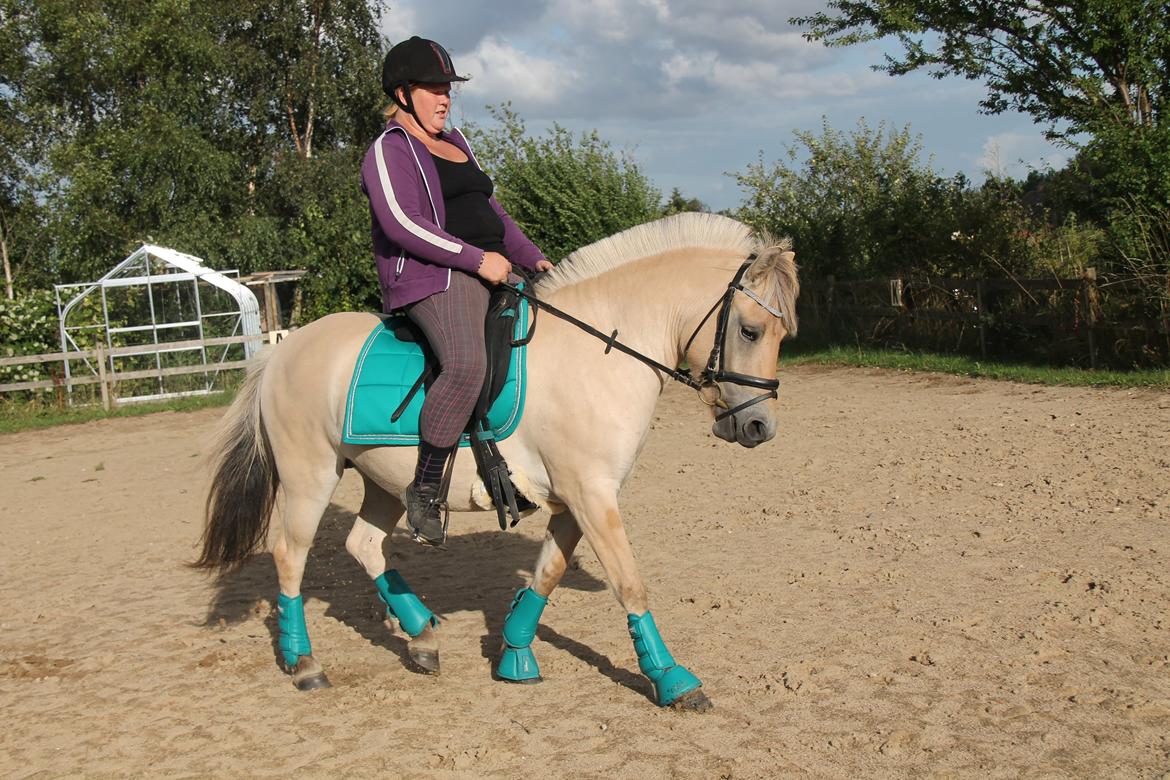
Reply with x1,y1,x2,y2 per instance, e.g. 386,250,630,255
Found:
536,213,752,295
536,212,799,334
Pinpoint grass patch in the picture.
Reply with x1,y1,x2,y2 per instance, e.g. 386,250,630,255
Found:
0,390,237,435
782,345,1170,389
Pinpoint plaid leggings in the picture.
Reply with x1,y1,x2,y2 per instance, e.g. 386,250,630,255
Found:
405,271,490,448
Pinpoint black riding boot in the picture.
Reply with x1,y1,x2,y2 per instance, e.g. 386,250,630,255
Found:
404,482,445,545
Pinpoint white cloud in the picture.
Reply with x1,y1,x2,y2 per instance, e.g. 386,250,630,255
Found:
661,51,876,102
457,38,572,107
546,0,669,42
382,0,1072,211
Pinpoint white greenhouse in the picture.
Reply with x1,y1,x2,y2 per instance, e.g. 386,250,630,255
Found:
55,244,264,405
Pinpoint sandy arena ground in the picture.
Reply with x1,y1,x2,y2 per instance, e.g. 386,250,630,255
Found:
1,366,1168,778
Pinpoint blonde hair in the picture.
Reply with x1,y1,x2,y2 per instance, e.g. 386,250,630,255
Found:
383,103,399,120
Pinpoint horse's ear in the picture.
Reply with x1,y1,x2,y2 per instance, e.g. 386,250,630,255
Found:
745,247,796,285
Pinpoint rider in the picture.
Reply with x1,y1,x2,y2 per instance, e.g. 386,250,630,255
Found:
360,36,553,545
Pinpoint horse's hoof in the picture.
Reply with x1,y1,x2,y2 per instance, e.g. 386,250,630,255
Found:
289,656,332,691
505,675,542,685
407,647,440,675
670,688,713,712
493,671,543,685
294,672,332,691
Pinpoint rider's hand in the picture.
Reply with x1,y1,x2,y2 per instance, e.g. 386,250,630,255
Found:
477,251,512,285
535,259,553,272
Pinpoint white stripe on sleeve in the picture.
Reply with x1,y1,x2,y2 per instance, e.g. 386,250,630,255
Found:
374,131,461,254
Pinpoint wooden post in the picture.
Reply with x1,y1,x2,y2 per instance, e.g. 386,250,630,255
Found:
95,344,111,411
264,282,282,332
1082,267,1099,370
975,279,988,360
890,277,903,348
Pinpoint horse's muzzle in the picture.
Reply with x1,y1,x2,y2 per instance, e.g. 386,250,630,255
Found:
711,411,775,448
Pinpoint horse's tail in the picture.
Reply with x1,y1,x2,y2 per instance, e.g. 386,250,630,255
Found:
192,351,279,574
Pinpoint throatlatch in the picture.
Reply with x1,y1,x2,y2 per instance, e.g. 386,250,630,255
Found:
496,587,548,682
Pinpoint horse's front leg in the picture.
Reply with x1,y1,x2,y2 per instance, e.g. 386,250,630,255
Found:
495,511,583,683
515,481,709,710
345,475,440,674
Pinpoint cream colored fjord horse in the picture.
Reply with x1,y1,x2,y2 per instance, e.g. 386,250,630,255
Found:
195,212,799,710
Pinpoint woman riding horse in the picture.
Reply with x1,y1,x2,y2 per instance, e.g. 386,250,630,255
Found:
196,211,798,705
363,36,553,545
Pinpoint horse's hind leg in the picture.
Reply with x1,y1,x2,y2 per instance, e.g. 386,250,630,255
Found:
496,511,582,683
345,474,441,674
271,460,342,691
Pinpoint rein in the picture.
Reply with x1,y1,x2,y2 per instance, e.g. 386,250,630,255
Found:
500,254,785,423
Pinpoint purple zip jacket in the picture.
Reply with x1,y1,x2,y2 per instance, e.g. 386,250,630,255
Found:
360,120,547,312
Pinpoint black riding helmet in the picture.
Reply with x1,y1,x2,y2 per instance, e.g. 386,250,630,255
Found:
381,36,469,122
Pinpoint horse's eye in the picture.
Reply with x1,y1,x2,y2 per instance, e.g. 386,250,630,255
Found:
739,326,760,343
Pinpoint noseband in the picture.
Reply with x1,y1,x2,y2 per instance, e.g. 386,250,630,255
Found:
501,254,786,423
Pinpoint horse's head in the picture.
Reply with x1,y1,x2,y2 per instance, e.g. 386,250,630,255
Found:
684,242,799,448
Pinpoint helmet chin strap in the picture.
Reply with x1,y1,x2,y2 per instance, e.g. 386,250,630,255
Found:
393,84,425,133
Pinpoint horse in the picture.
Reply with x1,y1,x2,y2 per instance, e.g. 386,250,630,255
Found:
194,212,799,710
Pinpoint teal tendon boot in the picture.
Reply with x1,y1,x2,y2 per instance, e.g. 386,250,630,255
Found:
374,569,439,636
278,593,330,690
375,569,440,674
277,593,312,669
628,611,702,706
496,587,548,683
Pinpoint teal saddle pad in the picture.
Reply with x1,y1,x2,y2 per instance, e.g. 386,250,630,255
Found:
342,301,528,447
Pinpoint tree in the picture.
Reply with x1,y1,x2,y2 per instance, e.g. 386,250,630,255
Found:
661,188,708,216
734,119,1098,280
0,0,45,298
735,119,968,278
3,0,387,317
793,1,1167,141
465,105,662,262
794,1,1170,292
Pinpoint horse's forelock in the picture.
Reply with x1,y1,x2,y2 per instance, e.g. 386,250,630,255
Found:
750,234,800,338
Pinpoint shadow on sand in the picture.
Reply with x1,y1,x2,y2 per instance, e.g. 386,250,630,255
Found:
201,502,645,695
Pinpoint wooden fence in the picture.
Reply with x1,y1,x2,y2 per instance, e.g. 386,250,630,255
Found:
0,333,275,409
798,270,1170,369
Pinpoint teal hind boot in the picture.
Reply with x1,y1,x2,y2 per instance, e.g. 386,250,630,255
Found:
496,587,547,683
277,593,330,690
277,593,312,669
628,611,702,706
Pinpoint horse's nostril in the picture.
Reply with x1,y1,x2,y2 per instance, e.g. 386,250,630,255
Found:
747,419,768,441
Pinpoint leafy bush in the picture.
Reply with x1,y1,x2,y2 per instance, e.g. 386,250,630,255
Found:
0,290,58,386
733,119,1112,282
465,104,662,262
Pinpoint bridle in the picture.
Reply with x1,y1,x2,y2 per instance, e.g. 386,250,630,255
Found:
681,257,785,422
501,254,787,424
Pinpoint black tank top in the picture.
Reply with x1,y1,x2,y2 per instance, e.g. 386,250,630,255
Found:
431,154,507,256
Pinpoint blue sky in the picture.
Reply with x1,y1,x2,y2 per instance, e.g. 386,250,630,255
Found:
382,0,1071,212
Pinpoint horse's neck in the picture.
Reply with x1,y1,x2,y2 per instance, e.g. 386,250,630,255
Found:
544,250,736,369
